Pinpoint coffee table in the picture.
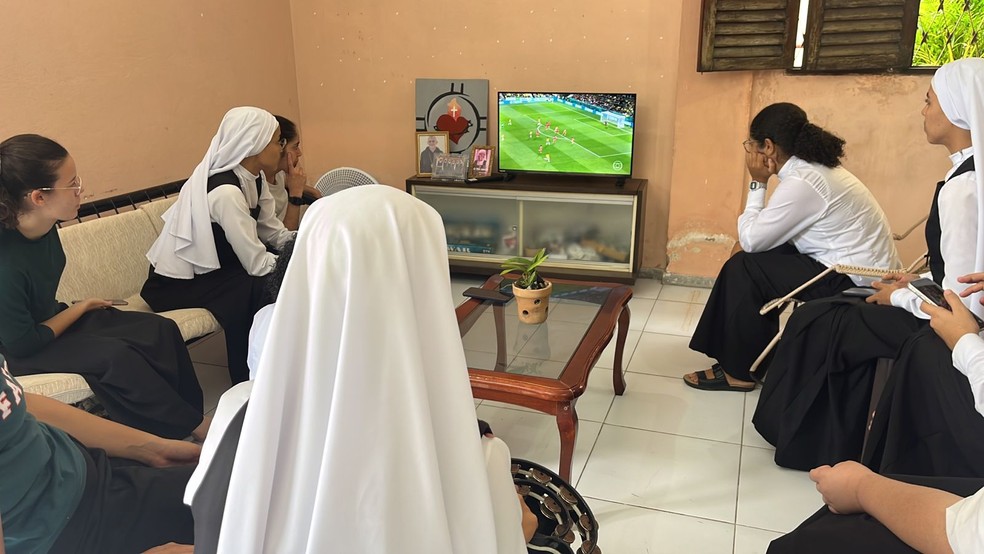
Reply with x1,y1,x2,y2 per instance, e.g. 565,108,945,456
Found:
456,275,632,480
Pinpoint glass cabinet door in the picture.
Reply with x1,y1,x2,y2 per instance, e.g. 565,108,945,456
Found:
520,194,635,272
413,187,521,258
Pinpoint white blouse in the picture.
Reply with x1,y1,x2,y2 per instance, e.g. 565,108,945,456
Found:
246,303,275,380
891,147,978,318
207,165,295,277
264,171,289,222
946,333,984,553
738,156,900,285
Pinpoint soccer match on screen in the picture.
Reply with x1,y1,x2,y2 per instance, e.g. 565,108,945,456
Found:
497,92,636,177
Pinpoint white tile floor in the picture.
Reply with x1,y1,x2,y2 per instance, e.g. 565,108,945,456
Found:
187,277,824,553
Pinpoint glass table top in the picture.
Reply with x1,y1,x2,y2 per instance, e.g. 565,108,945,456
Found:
460,282,615,379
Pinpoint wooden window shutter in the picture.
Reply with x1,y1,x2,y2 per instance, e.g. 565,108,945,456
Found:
801,0,921,71
699,0,803,71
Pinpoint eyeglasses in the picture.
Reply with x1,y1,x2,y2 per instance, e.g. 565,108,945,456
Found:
36,176,84,197
742,139,757,153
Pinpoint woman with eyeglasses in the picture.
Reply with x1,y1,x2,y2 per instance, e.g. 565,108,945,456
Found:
265,115,322,231
682,103,899,393
0,134,209,441
142,107,296,384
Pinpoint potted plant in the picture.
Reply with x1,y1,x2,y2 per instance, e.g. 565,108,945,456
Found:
500,248,552,324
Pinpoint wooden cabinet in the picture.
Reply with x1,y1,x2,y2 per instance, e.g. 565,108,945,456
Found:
406,175,646,283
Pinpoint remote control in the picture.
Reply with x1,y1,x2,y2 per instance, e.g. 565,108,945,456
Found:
462,287,511,303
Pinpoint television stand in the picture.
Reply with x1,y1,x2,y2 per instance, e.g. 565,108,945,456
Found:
405,174,647,283
614,177,627,187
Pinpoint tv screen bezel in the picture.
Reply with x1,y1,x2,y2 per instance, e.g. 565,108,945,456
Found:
496,91,637,179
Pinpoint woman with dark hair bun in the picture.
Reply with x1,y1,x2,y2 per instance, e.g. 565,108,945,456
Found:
265,115,322,231
750,102,846,169
682,102,899,392
0,134,208,441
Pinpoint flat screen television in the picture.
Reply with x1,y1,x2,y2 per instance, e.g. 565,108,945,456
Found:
497,92,637,178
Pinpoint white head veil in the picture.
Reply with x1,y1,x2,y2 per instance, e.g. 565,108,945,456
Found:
146,107,278,278
215,185,525,553
932,58,984,318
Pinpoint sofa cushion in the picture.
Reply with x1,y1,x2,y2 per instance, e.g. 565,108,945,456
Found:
18,374,93,405
56,209,157,303
119,295,221,342
139,196,177,236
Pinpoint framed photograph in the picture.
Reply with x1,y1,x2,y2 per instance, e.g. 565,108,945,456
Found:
468,145,495,178
432,153,468,181
416,131,450,177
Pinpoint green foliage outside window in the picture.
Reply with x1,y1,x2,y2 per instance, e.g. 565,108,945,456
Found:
913,0,984,67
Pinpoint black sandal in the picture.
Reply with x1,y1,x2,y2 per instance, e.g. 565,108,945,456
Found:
684,364,755,392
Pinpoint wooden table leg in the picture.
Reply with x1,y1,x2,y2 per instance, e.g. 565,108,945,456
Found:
493,302,507,371
612,304,630,395
556,403,579,481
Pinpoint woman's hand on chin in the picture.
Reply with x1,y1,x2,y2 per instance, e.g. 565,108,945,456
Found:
745,151,777,183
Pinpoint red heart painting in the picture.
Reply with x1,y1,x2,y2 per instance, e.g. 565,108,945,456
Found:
435,113,471,144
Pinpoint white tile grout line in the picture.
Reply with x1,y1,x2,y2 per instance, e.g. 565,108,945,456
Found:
733,393,746,554
477,396,780,450
574,416,607,490
191,361,231,369
580,493,793,536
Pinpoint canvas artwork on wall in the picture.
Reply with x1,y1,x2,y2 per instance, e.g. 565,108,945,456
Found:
415,79,489,155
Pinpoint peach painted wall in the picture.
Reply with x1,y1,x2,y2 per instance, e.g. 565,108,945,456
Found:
288,0,684,272
665,0,943,279
1,1,943,276
0,1,300,202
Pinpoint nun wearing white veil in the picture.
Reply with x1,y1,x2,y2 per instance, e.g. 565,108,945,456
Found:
861,57,984,478
188,185,527,553
141,107,295,385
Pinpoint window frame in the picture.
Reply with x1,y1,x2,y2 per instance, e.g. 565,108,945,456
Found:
699,0,938,74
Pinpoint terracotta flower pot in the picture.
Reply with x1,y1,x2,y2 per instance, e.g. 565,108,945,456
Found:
512,281,552,324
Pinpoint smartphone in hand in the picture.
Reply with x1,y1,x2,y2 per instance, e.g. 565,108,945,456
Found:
908,278,984,329
908,278,950,309
71,299,129,306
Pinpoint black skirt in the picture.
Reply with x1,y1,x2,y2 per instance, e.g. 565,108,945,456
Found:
752,297,924,470
768,474,984,554
142,265,270,385
49,442,195,553
863,327,984,477
689,244,854,381
6,309,204,439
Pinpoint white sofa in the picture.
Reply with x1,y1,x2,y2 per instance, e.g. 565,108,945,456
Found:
18,197,221,404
